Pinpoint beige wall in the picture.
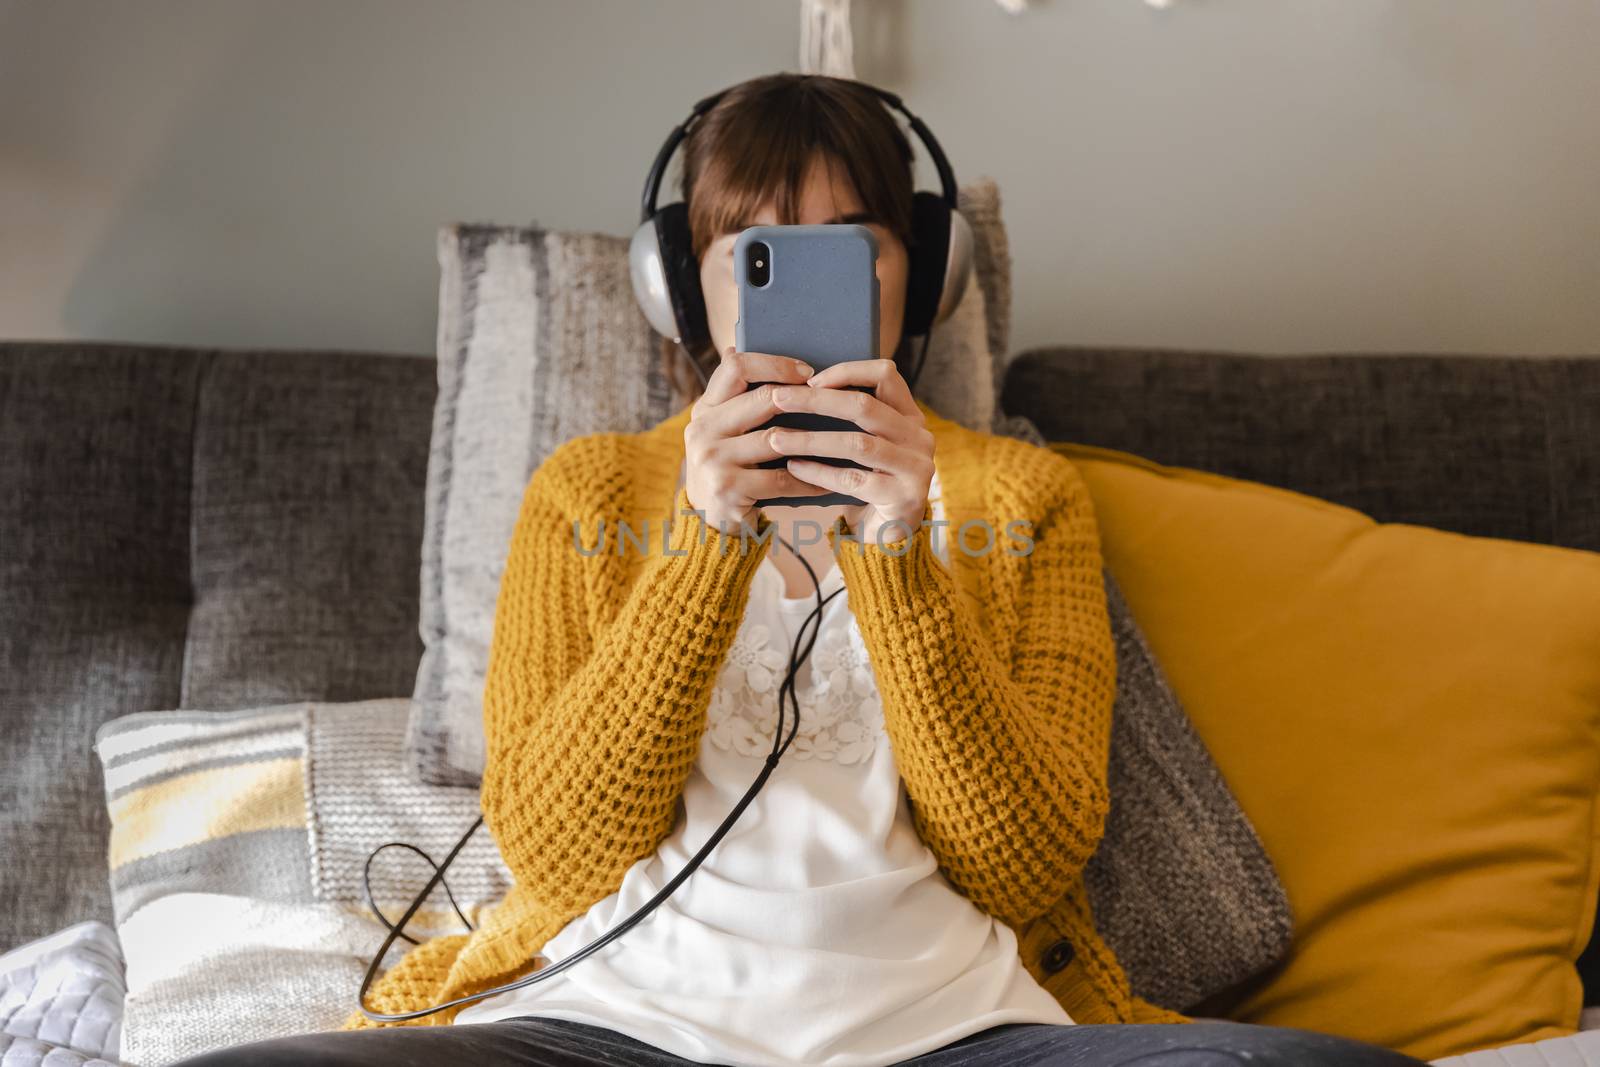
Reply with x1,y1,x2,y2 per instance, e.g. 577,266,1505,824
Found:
3,0,1596,359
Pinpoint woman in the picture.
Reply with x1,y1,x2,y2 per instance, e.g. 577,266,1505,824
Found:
174,74,1426,1067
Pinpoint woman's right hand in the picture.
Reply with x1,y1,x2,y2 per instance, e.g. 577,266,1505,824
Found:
684,345,823,532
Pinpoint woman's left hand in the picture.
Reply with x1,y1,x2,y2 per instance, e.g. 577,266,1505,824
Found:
765,356,935,546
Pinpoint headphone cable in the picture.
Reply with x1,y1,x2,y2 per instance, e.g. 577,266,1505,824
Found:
358,525,843,1022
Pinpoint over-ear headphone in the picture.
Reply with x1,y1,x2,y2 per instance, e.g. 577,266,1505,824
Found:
628,76,974,385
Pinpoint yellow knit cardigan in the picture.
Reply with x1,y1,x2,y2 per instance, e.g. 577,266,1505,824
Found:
342,400,1191,1032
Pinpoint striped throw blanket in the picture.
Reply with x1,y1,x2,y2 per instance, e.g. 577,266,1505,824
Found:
94,699,510,1067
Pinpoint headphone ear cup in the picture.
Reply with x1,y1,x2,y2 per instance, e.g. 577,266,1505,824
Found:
902,191,951,339
629,201,711,358
629,214,679,341
939,207,974,328
655,202,710,356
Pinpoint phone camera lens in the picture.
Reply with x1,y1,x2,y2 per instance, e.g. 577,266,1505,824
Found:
748,241,771,287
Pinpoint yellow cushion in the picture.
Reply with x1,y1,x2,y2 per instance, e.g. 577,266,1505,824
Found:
1051,440,1600,1062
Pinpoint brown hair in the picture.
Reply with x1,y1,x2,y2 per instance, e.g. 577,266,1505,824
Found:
659,73,917,403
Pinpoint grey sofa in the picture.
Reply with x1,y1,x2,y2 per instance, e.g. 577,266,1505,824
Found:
2,339,1596,1005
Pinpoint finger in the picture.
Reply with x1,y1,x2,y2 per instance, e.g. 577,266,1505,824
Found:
784,458,901,507
699,346,811,408
699,346,814,408
806,358,920,419
705,425,786,467
692,382,786,441
769,383,914,442
733,465,833,504
769,429,928,480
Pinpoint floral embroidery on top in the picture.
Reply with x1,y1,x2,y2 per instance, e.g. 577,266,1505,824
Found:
721,621,788,696
706,601,886,766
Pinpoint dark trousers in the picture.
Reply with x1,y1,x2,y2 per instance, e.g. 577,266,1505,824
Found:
170,1015,1431,1066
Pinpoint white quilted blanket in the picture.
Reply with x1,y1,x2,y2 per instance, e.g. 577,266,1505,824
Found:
0,922,125,1067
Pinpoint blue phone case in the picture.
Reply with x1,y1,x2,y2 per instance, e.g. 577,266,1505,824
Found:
734,223,879,508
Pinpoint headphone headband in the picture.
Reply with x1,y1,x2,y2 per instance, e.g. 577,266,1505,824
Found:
639,78,959,223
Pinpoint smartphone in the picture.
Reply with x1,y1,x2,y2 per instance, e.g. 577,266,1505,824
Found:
734,223,879,508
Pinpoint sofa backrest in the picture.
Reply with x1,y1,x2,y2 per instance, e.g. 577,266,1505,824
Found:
0,342,434,951
1003,345,1598,554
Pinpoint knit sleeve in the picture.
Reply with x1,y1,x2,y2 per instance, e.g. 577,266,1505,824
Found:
478,464,772,916
832,451,1116,929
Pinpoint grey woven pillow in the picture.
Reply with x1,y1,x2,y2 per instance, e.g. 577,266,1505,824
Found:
1092,569,1292,1009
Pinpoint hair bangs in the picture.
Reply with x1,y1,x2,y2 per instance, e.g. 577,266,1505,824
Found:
681,75,915,263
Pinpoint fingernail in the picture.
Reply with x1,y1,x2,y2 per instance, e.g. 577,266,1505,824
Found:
794,359,813,376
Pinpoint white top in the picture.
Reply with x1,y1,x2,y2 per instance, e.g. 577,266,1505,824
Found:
455,471,1073,1065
